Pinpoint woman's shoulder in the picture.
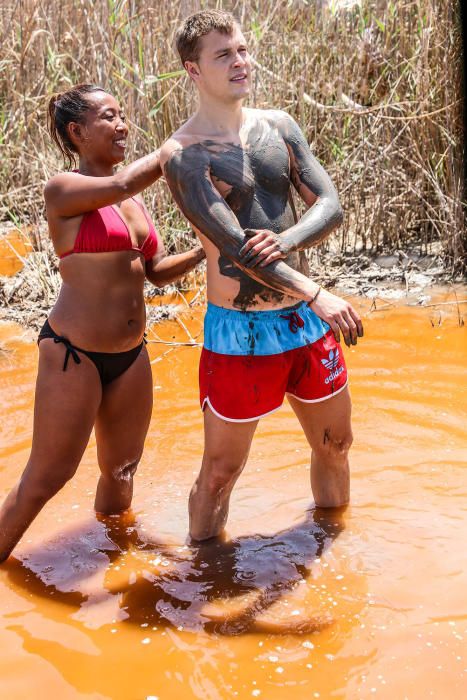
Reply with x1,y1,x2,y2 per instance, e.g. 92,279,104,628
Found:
44,171,82,203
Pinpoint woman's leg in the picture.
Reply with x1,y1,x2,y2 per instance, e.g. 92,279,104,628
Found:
0,340,102,562
94,346,153,514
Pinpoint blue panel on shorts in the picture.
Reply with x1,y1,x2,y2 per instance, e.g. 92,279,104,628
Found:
203,301,329,356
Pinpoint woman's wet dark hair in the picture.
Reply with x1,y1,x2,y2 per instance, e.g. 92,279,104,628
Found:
47,84,105,169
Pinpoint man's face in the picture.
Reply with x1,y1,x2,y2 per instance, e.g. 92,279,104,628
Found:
187,25,251,102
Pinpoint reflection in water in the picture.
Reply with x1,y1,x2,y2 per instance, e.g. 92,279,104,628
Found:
5,507,345,636
0,294,466,699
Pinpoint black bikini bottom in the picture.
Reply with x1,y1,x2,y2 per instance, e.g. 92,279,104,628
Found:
38,319,145,386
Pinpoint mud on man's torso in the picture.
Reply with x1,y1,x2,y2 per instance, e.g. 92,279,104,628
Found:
194,113,309,310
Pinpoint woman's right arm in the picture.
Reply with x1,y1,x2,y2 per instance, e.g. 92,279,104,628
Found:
44,150,162,217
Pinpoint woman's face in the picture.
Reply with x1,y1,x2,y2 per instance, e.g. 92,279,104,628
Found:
68,91,129,165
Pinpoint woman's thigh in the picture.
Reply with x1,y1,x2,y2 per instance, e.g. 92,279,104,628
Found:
94,346,153,473
27,339,102,477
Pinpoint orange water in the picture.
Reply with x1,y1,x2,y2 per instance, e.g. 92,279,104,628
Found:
0,292,466,700
0,229,33,276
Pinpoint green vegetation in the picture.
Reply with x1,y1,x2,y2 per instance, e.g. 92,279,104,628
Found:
0,0,464,269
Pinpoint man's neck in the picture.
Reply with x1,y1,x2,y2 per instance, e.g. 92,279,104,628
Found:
192,95,245,138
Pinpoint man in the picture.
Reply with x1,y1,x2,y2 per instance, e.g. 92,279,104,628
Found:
160,10,363,541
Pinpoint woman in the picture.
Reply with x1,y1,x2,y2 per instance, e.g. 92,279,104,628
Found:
0,84,205,561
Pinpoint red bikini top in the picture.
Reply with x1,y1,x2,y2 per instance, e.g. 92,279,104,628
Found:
60,197,158,261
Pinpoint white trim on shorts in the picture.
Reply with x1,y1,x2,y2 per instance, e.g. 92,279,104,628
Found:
201,396,283,423
286,380,349,404
201,380,348,422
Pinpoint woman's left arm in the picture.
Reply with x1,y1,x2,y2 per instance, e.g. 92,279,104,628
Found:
145,233,206,287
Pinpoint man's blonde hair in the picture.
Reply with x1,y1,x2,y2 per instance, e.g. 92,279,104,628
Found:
175,9,238,66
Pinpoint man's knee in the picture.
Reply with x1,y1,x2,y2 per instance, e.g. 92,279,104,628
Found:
314,428,353,463
200,455,245,496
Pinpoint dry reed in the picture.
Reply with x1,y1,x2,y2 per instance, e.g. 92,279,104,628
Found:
0,0,464,271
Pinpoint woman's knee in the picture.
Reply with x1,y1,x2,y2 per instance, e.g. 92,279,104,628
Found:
99,457,140,484
19,462,77,504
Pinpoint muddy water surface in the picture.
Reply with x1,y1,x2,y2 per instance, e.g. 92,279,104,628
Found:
0,292,466,700
0,229,33,276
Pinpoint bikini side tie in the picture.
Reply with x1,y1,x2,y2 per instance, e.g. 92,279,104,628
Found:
52,335,82,371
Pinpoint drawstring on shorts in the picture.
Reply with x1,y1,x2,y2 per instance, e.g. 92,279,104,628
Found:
279,311,304,334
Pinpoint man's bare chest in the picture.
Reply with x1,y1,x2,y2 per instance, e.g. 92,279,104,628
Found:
202,127,291,205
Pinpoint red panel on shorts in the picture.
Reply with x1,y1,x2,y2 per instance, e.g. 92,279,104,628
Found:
200,330,347,422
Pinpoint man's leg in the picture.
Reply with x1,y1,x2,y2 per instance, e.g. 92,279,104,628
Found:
288,387,352,507
189,407,259,541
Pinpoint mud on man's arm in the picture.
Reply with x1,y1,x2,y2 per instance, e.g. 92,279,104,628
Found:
238,111,343,268
163,142,321,304
163,142,363,346
278,110,343,252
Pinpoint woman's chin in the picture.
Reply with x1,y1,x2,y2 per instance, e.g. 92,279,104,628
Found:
112,153,126,166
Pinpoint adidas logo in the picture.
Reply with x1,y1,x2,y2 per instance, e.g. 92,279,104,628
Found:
321,348,340,371
322,348,344,384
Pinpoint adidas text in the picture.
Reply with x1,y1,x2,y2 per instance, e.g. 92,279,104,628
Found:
324,366,344,384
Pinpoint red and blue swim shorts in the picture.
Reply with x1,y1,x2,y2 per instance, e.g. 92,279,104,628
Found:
200,301,348,422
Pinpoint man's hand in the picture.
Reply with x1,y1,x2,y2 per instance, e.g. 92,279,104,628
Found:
310,288,364,347
238,228,290,268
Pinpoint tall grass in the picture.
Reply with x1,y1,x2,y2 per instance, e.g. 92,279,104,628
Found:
0,0,464,270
